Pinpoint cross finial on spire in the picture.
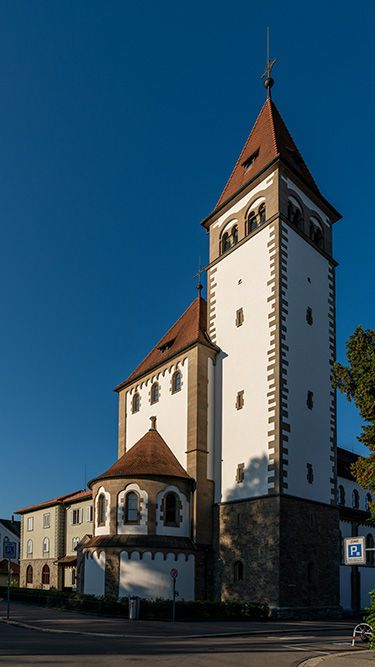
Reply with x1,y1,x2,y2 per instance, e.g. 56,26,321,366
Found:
261,28,277,99
194,257,203,294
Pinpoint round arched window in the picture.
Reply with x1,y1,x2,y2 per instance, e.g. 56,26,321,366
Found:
151,383,159,404
222,233,231,253
164,493,178,525
172,371,181,393
233,560,244,582
42,564,50,585
125,492,139,523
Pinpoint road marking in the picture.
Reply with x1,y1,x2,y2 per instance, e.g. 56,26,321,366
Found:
267,635,316,639
282,645,328,653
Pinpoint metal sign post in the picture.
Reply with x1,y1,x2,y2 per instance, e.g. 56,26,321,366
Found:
4,543,16,620
171,568,178,622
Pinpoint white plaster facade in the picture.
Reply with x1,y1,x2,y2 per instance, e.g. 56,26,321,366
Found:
83,551,105,596
125,359,188,469
119,551,195,600
211,220,275,502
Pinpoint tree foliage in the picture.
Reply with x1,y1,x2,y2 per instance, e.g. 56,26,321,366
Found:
332,326,375,511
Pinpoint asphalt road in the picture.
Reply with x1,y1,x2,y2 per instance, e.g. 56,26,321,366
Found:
0,619,369,666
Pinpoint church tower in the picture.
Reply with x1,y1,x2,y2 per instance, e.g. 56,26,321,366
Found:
202,72,342,614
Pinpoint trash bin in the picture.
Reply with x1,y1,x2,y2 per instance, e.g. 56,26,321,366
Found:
128,596,140,620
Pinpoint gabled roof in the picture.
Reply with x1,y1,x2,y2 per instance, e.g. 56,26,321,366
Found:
215,98,320,211
89,428,192,486
115,296,217,391
0,519,20,538
15,489,91,515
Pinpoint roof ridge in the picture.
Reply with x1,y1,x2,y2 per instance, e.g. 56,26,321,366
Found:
215,101,268,209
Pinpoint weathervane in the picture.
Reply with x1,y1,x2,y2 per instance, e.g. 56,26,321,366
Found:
261,28,277,99
194,257,204,294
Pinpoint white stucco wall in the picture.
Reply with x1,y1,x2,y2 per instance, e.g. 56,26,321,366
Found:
84,551,105,596
125,359,188,470
119,551,195,600
212,223,274,503
283,223,333,503
207,357,215,481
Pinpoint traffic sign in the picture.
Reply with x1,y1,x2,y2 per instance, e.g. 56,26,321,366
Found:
171,568,178,578
344,537,366,565
4,543,16,559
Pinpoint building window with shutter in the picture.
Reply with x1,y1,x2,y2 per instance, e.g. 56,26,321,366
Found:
86,505,93,522
43,537,50,553
70,508,83,525
27,517,34,531
43,513,50,528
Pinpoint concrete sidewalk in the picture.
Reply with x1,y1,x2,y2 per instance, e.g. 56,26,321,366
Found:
300,651,373,667
0,600,373,667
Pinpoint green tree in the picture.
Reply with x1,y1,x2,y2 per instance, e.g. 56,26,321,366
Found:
332,326,375,518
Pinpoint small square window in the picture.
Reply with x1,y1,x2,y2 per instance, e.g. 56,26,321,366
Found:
236,391,244,410
235,308,244,327
306,391,313,410
236,463,245,483
307,463,314,484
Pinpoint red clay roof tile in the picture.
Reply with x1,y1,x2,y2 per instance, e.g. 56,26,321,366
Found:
15,490,91,514
115,296,216,390
89,428,192,484
215,99,320,210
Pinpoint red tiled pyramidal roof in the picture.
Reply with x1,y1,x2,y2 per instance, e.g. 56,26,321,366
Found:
215,98,320,210
89,428,192,484
115,295,216,390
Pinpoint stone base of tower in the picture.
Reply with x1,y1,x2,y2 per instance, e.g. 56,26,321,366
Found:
214,495,341,618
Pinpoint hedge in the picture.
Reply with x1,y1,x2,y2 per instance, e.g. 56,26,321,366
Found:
0,587,269,621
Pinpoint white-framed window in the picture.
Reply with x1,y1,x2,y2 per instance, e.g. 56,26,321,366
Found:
27,539,33,555
86,506,93,522
68,568,76,586
27,517,34,531
43,537,50,553
72,537,80,550
43,513,50,528
70,508,83,525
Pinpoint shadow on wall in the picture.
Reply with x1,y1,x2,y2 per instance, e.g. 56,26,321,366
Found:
226,454,270,501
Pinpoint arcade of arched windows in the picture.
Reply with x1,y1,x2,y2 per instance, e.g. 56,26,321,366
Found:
220,202,267,255
287,196,328,252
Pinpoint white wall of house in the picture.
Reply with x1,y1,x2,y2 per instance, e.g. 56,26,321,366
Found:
283,222,333,503
211,222,274,503
118,551,195,600
125,359,189,469
84,551,105,596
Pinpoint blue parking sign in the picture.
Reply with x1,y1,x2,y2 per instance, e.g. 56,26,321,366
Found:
4,543,16,559
344,537,366,565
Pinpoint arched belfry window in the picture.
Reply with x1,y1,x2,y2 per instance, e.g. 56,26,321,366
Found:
172,371,181,393
151,382,159,404
246,211,257,236
288,199,303,228
309,218,324,249
232,225,238,245
221,232,231,254
132,393,140,413
164,493,178,526
125,492,139,524
233,560,244,582
259,203,266,225
98,494,106,525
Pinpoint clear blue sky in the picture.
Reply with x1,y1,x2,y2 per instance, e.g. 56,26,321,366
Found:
1,1,374,518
